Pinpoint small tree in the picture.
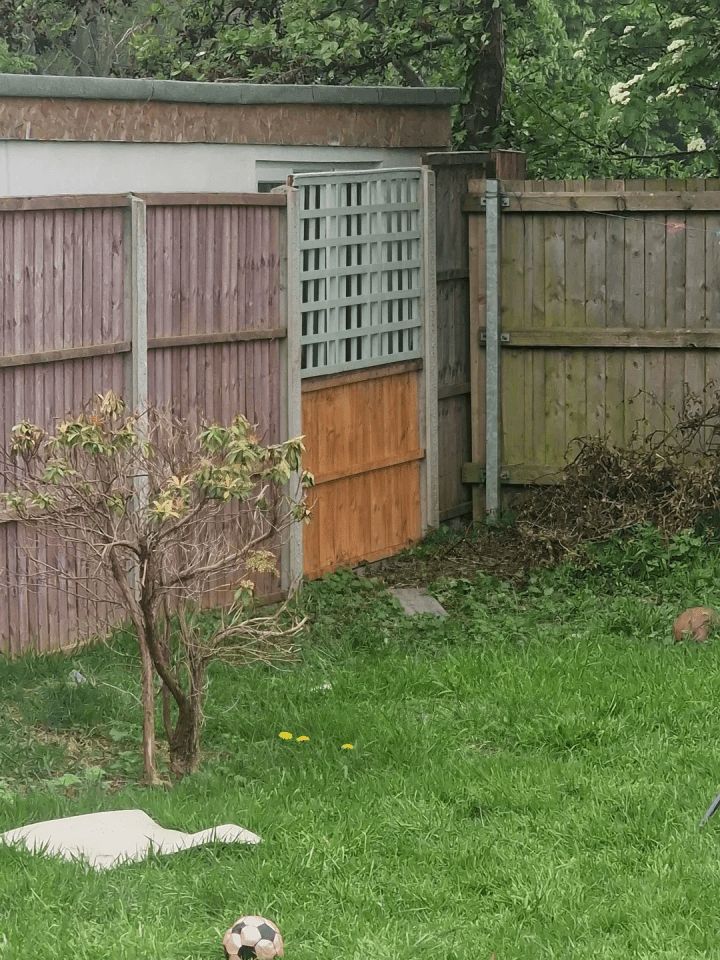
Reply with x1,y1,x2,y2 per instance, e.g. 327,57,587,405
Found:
2,392,313,782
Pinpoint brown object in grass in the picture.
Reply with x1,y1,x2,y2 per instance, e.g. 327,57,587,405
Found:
672,607,720,642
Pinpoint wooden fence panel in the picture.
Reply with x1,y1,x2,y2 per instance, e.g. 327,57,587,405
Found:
0,194,287,655
146,201,285,604
426,150,526,523
434,160,487,524
0,206,127,655
466,178,720,506
301,362,423,579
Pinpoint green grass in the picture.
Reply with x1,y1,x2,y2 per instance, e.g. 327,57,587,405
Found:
4,532,720,958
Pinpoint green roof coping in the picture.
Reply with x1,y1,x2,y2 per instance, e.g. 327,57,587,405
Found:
0,74,459,106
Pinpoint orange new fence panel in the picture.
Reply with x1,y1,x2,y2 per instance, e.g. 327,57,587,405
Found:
301,362,424,579
290,168,438,579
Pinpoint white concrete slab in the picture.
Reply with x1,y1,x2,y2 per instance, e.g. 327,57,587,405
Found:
388,587,448,617
0,808,261,871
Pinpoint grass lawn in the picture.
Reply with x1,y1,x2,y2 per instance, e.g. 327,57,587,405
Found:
3,528,720,959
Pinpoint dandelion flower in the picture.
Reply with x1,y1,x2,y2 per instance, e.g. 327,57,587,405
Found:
279,731,293,740
296,735,310,742
342,743,354,750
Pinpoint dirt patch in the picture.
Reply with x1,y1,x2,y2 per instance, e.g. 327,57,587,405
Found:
357,519,553,588
361,394,720,590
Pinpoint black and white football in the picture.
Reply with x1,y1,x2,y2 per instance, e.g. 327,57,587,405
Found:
222,915,284,959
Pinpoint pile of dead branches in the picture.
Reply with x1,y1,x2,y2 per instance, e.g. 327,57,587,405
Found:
511,385,720,560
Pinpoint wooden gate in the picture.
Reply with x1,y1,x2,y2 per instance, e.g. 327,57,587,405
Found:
288,168,439,578
463,178,720,514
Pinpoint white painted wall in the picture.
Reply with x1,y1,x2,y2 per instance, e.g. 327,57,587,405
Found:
0,140,423,197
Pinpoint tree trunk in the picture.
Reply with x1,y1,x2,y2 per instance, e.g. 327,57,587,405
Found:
107,545,161,785
167,657,206,776
139,636,161,785
462,3,505,149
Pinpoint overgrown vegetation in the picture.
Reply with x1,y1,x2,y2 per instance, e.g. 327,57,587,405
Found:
371,386,720,587
4,534,720,958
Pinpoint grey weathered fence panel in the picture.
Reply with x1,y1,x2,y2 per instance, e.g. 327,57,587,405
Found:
0,194,287,655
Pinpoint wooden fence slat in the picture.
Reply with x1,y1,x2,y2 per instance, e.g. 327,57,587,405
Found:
466,176,720,511
704,180,720,392
584,181,608,437
542,181,566,471
683,180,707,414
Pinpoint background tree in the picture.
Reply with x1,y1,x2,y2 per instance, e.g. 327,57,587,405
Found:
0,0,717,179
127,0,719,172
498,0,719,177
2,392,313,781
130,0,507,148
0,0,154,75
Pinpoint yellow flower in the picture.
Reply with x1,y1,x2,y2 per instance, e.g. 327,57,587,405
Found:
296,735,310,742
342,743,354,750
279,731,293,740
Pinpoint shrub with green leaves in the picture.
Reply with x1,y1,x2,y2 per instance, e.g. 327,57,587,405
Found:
1,392,313,782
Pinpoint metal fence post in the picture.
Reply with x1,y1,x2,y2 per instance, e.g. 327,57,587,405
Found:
484,179,501,517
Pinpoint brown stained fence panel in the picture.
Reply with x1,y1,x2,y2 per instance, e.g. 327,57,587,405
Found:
0,206,127,655
465,178,720,512
301,363,423,579
146,201,286,606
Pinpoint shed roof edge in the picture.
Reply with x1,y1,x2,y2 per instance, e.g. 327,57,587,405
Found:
0,74,460,106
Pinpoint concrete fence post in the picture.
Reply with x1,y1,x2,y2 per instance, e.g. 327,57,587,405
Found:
283,186,304,591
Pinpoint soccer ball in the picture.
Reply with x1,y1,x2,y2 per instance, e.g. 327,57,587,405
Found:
222,915,284,959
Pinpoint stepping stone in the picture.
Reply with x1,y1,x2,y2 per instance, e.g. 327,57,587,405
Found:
0,809,261,871
388,587,448,617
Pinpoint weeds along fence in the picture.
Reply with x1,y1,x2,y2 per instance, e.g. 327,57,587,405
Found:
463,177,720,517
0,192,288,656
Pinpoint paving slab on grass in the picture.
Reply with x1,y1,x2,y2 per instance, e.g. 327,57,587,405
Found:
0,809,261,870
388,587,448,617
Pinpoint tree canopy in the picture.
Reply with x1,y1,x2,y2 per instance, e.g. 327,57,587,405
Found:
501,0,719,177
0,0,717,183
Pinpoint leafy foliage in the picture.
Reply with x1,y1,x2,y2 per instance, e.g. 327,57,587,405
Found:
130,0,505,147
500,0,720,178
0,0,717,177
1,392,312,781
0,0,153,75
